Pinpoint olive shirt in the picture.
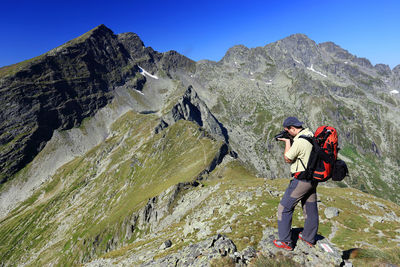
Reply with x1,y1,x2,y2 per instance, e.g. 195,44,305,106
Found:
284,128,314,174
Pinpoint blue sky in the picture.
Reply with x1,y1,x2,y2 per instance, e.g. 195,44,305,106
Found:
1,0,399,68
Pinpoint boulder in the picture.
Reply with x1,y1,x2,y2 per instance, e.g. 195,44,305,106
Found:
325,207,340,219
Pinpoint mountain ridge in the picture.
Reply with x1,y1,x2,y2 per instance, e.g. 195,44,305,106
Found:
2,24,400,201
1,24,399,203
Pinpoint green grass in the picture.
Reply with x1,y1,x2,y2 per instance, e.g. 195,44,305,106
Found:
251,252,301,267
317,185,400,256
0,111,223,266
0,55,45,78
210,256,236,267
350,247,400,266
66,163,400,265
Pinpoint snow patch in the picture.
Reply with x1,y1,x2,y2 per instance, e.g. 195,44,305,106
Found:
134,89,144,95
293,58,301,64
138,66,159,79
390,90,399,95
307,64,327,78
344,61,348,64
250,78,255,81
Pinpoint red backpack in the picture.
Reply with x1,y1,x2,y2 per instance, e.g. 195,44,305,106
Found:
298,126,346,182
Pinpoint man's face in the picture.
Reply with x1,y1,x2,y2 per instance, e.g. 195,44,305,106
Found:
284,126,297,137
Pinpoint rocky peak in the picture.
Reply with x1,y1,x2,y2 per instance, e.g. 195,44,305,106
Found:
159,50,196,74
352,56,373,69
221,44,250,63
274,33,318,52
87,24,115,38
117,32,145,49
390,64,400,90
392,64,400,74
264,33,321,68
318,41,353,60
374,63,392,76
117,32,146,59
318,41,375,71
155,85,229,144
280,33,314,44
45,24,118,58
118,32,195,77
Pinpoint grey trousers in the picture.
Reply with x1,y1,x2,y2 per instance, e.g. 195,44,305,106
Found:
277,179,318,243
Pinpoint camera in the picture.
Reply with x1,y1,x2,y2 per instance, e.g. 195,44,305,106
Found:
274,130,291,141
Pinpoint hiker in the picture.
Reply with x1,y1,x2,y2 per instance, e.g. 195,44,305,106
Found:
273,117,318,250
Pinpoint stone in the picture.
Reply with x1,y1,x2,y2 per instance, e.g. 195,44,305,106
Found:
142,234,237,266
324,207,340,218
220,225,232,233
159,239,172,250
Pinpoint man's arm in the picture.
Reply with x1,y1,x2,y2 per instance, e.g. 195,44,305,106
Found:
278,138,293,163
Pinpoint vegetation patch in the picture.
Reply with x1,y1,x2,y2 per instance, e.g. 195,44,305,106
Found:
250,252,301,267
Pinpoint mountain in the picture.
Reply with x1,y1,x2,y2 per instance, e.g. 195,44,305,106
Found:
192,33,400,203
0,25,399,266
0,24,194,185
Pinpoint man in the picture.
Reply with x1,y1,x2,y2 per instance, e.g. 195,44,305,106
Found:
273,116,318,251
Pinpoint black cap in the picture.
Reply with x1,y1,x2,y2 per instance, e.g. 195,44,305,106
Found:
283,117,303,128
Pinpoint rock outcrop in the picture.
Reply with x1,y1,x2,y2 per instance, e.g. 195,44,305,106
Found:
259,228,345,267
155,85,229,144
87,230,346,267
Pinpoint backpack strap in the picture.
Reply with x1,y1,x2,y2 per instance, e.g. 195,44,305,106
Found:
298,135,315,171
299,158,307,170
297,135,315,181
299,135,313,144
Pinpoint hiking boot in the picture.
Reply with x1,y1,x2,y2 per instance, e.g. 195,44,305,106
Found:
273,240,293,251
298,232,315,247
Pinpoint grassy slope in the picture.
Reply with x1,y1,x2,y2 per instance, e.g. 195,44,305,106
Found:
0,111,222,266
98,160,400,266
